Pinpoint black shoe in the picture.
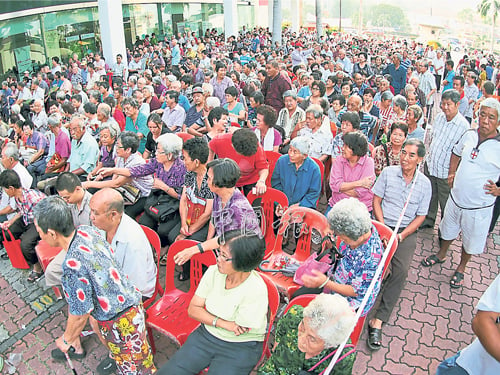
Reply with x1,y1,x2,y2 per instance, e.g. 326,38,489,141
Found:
419,223,434,229
51,347,86,361
97,357,117,375
0,253,8,260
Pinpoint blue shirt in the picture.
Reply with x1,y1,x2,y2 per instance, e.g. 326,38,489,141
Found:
125,112,149,153
382,64,407,94
68,131,99,173
443,70,456,92
271,155,321,208
171,45,181,66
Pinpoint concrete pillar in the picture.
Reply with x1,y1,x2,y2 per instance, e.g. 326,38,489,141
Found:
223,0,238,41
272,0,282,45
268,0,273,30
291,0,299,33
98,0,126,68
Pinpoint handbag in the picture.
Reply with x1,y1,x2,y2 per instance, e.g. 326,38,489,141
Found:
45,152,66,173
144,189,179,222
115,184,141,205
2,229,29,269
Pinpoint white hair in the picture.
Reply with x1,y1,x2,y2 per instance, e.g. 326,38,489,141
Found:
156,133,183,158
303,294,357,348
327,198,372,240
290,136,311,155
480,97,500,119
206,96,221,108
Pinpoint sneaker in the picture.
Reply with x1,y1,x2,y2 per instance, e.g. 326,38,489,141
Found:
97,357,117,375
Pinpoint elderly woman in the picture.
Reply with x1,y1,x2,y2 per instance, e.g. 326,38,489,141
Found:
331,111,360,160
373,122,408,176
83,131,153,205
362,88,380,119
173,158,261,271
98,133,186,218
254,104,282,152
392,95,407,123
406,105,425,141
143,85,161,112
122,96,149,154
258,294,357,375
143,113,169,159
327,131,375,214
296,198,384,317
296,105,333,162
209,128,269,196
223,86,246,128
300,80,326,111
276,90,306,144
87,124,117,180
158,231,268,375
373,91,396,142
272,136,321,209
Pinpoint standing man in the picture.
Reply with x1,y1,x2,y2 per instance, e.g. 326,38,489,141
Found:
421,89,469,229
441,60,456,93
112,54,127,81
464,72,479,124
171,38,181,68
34,196,156,374
382,53,407,95
421,98,500,288
367,139,431,350
261,60,292,114
418,60,437,123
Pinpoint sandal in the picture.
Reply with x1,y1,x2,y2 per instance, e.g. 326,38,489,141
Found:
97,356,117,375
177,271,189,281
51,347,86,361
367,325,383,351
421,254,445,267
159,254,168,266
450,271,464,289
27,270,43,283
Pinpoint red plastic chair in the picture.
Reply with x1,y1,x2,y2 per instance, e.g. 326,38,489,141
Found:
247,188,289,258
264,150,282,187
258,206,330,299
140,225,164,309
35,240,63,299
310,157,325,208
177,132,195,143
146,239,216,353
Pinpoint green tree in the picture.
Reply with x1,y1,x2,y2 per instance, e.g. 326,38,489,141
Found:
457,8,474,24
368,4,409,32
477,0,500,51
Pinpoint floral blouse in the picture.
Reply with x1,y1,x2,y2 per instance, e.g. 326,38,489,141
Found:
373,142,402,176
129,156,186,194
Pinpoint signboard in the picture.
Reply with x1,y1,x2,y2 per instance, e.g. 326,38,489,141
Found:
65,35,80,43
81,33,95,40
14,46,33,74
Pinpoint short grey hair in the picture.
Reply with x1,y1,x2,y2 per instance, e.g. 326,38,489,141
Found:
3,143,19,161
10,104,21,115
327,198,372,241
479,97,500,119
283,90,297,100
56,91,66,101
97,103,111,118
156,133,183,158
48,113,62,128
202,83,214,96
99,123,117,139
408,105,423,122
290,136,311,155
71,115,86,130
143,85,154,94
305,104,323,119
381,91,394,101
393,95,407,111
205,96,221,108
303,293,357,348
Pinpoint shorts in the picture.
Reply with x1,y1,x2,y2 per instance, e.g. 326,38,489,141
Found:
439,197,493,255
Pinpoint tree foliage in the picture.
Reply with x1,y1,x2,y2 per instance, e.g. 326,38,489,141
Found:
367,4,410,32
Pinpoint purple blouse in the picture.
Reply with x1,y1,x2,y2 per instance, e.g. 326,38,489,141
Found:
129,157,186,194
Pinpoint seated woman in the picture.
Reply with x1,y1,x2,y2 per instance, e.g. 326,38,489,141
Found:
158,231,269,375
300,80,327,111
295,198,384,317
257,294,357,375
173,158,261,273
204,107,228,142
296,105,333,163
168,137,214,279
271,136,321,209
254,104,282,152
331,111,360,161
97,133,185,218
87,124,117,181
373,122,408,176
326,131,375,214
83,132,153,209
223,86,246,128
143,112,169,159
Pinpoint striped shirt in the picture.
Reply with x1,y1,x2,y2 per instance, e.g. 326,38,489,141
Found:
426,112,469,178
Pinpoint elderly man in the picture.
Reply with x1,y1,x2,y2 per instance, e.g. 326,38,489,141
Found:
23,120,48,186
383,53,407,95
34,196,156,374
67,115,99,178
97,102,121,137
276,90,306,143
341,95,377,140
0,170,46,282
161,90,186,133
464,72,479,124
421,89,469,229
183,85,204,131
90,188,156,298
417,60,437,123
122,97,149,153
261,59,292,114
367,139,431,351
297,105,333,162
271,136,321,209
421,98,500,288
337,48,353,75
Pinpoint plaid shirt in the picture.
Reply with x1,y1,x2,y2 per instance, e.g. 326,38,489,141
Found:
15,188,46,225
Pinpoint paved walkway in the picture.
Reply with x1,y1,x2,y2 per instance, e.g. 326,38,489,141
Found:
0,221,498,374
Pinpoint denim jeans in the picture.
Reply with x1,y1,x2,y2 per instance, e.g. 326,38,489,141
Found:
436,352,469,375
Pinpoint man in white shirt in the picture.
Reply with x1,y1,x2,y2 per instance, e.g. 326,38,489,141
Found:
85,63,101,92
30,79,45,101
31,99,49,133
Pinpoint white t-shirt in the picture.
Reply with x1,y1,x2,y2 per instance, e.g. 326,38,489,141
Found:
457,273,500,374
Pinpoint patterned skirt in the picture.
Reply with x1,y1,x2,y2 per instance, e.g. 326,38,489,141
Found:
98,304,156,374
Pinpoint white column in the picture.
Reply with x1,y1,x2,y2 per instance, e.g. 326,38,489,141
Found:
272,0,282,45
98,0,126,68
291,0,300,33
223,0,238,41
268,0,274,30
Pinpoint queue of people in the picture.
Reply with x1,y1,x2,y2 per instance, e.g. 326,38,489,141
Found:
0,25,499,375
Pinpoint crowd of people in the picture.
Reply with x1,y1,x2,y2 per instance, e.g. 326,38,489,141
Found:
0,25,499,374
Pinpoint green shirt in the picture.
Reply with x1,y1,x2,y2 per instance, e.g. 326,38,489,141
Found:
257,305,356,375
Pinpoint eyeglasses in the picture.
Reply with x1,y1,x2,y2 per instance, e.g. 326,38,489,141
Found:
215,248,232,262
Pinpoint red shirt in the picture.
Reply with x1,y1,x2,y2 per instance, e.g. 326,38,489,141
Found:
209,133,269,187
